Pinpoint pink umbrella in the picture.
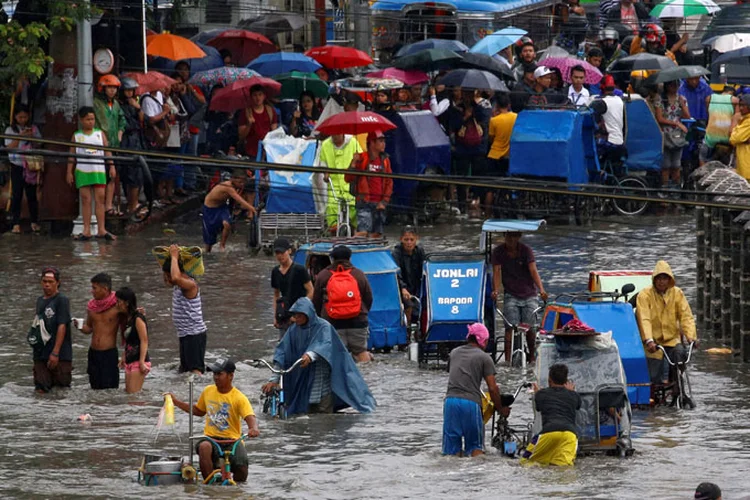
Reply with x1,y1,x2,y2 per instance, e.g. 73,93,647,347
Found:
365,68,429,85
540,57,602,85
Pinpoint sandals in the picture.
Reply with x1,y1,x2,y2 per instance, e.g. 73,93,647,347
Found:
11,225,21,234
106,208,124,217
95,232,117,241
31,224,41,233
73,233,92,241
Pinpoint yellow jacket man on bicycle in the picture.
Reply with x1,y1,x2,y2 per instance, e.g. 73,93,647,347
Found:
636,261,697,384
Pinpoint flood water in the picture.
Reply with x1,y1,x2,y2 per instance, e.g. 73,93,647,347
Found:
0,212,748,499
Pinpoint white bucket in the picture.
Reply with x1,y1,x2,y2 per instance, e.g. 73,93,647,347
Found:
144,459,182,486
408,342,419,362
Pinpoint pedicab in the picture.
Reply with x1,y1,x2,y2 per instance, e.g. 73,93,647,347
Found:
293,239,408,351
248,129,326,253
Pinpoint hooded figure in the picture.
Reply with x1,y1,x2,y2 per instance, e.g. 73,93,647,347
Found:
272,298,376,415
636,261,696,381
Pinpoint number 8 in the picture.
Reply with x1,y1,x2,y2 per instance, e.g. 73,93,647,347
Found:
451,305,459,314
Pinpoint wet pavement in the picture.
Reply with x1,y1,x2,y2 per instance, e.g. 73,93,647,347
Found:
0,212,747,498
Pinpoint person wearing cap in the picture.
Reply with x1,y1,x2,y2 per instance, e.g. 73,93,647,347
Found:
442,323,508,456
594,77,626,161
345,130,393,238
701,86,739,165
261,298,377,415
94,75,126,216
527,66,559,108
271,238,313,338
730,94,750,180
31,267,73,394
520,363,581,466
312,245,374,362
118,77,146,214
201,168,256,253
694,482,722,500
168,358,259,483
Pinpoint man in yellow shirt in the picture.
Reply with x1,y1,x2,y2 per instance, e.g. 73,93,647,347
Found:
169,358,259,482
729,94,750,180
636,261,697,385
481,94,517,217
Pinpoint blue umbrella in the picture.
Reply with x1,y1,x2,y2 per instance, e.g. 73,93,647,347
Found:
469,27,528,56
149,42,223,75
395,38,469,58
247,52,322,76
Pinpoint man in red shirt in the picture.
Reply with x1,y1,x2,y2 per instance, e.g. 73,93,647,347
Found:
345,131,393,238
238,84,278,159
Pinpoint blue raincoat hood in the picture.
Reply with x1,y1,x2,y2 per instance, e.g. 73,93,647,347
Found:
273,298,377,415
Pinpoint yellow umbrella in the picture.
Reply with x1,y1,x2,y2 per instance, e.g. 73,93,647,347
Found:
146,33,206,61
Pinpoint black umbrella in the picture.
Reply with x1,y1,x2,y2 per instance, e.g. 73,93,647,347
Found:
456,53,515,79
395,39,469,58
644,65,710,84
392,49,463,72
437,69,510,92
701,4,750,45
607,53,677,74
238,13,306,37
713,46,750,66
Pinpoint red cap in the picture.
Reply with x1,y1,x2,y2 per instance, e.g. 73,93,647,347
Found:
367,130,385,143
602,74,615,89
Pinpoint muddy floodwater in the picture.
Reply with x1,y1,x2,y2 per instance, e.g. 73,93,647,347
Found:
0,213,748,499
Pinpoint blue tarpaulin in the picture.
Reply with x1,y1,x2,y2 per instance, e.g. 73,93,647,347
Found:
481,219,545,233
510,109,600,184
262,137,318,214
623,99,663,172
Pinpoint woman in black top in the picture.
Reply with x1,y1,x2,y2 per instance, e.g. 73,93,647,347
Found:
116,287,150,393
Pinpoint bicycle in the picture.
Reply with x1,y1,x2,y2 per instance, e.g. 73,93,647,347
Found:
496,304,544,368
491,382,533,457
327,177,352,237
199,434,247,486
250,357,304,419
656,341,696,410
597,146,651,217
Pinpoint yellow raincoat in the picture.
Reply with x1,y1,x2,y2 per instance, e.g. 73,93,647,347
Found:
636,261,696,360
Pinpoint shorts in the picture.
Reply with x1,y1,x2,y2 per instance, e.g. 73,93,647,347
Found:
195,436,249,469
179,332,207,373
503,294,539,327
662,147,683,170
337,327,368,355
442,397,484,455
356,203,386,234
201,204,232,246
118,161,144,189
33,360,73,392
87,348,120,390
520,431,578,466
125,360,152,374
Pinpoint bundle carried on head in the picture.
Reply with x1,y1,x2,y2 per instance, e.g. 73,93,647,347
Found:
152,246,205,278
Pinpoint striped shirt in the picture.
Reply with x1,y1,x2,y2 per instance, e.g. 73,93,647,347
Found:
73,129,107,188
172,285,207,337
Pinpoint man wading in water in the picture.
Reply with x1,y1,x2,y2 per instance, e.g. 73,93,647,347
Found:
76,273,120,389
201,169,256,253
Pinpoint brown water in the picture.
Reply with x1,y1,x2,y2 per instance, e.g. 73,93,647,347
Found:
0,213,748,499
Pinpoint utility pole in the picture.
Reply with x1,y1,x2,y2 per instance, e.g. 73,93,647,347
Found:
351,0,370,53
77,0,93,107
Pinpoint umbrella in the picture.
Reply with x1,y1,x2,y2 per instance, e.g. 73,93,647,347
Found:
365,68,429,85
188,67,261,88
392,49,462,72
651,0,720,18
395,39,469,58
191,28,228,45
209,77,282,112
713,46,750,66
239,13,306,37
456,52,515,79
437,69,509,92
645,65,710,84
122,72,177,95
542,57,603,85
708,33,750,53
607,53,677,74
150,42,223,75
276,71,329,99
335,77,404,91
701,4,750,45
469,26,528,56
206,30,276,67
304,45,373,69
146,33,206,61
247,52,322,76
537,45,575,62
316,111,397,136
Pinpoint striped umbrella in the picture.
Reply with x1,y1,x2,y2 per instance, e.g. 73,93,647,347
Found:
650,0,720,18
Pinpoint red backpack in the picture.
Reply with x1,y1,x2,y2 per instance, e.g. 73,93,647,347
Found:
325,265,362,320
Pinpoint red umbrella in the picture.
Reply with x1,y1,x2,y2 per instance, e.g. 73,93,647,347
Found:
316,111,397,136
304,45,373,69
122,71,177,95
206,29,276,66
366,68,429,85
209,77,282,112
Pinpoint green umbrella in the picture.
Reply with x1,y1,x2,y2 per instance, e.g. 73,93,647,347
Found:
275,71,329,99
650,0,720,18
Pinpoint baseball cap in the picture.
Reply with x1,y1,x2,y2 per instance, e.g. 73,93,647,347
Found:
207,358,236,374
602,74,616,89
330,244,352,261
467,323,490,349
367,130,385,144
694,482,722,500
273,237,291,253
534,66,553,79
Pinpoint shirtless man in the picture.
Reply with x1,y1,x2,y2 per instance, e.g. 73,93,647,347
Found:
202,169,257,253
75,273,120,389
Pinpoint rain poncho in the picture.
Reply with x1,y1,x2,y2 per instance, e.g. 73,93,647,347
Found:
273,297,377,415
636,260,696,360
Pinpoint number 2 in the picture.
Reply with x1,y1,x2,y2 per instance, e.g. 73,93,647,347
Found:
451,279,459,288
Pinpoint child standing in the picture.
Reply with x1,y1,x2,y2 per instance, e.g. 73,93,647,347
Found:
521,363,581,466
66,106,116,240
346,130,393,238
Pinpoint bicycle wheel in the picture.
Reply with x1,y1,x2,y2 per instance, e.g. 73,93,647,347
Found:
612,175,649,216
